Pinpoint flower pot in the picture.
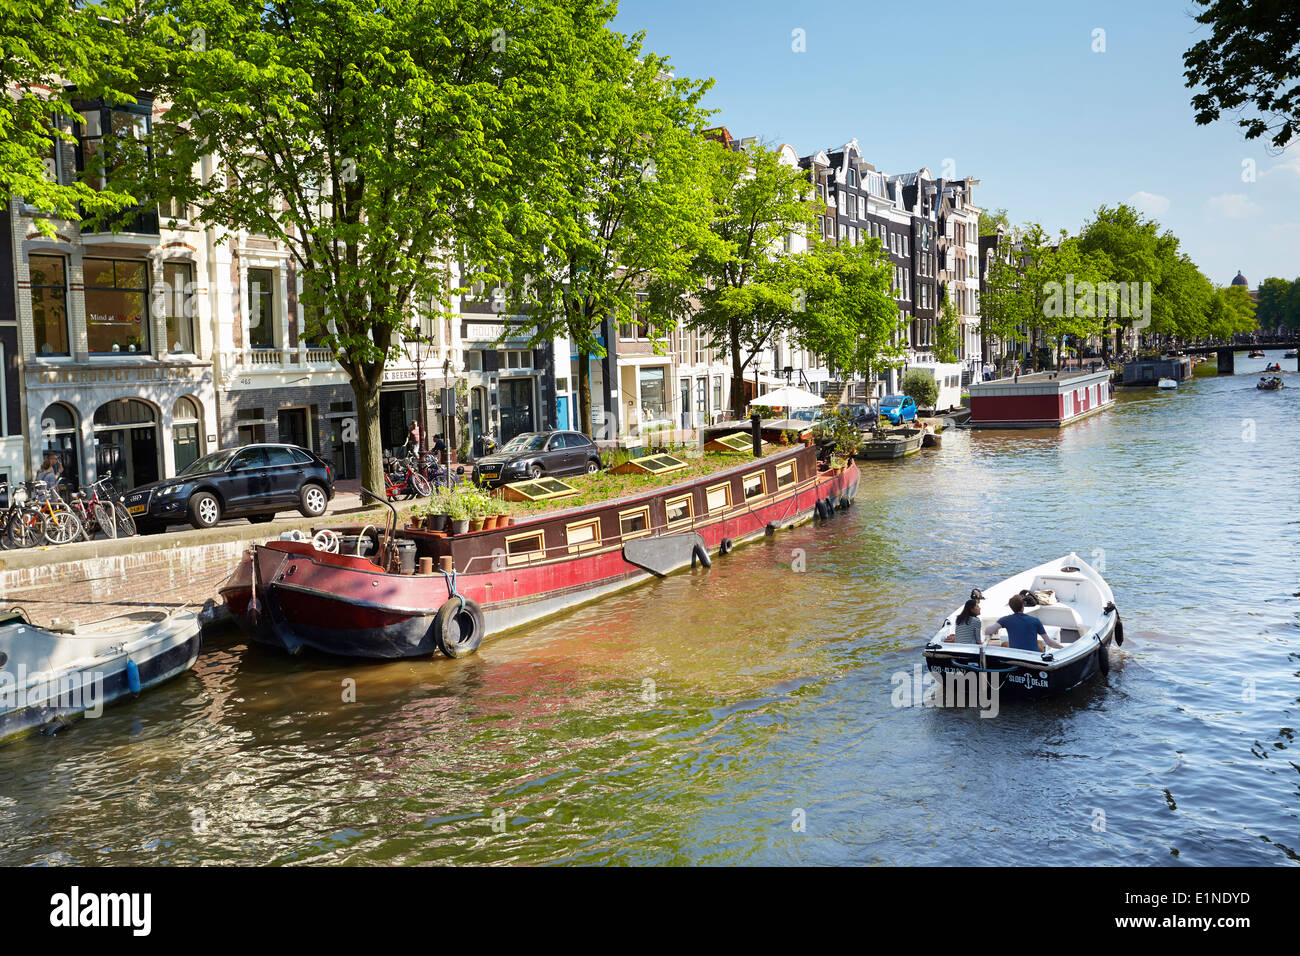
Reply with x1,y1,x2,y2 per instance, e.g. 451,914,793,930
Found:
428,513,448,533
449,519,468,535
470,517,485,532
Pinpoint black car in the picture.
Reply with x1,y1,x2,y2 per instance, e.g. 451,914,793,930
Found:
123,444,336,532
472,431,602,487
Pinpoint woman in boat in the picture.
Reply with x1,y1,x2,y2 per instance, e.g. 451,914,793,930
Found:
949,598,983,644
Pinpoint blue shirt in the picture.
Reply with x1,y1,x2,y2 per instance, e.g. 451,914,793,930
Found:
998,612,1047,651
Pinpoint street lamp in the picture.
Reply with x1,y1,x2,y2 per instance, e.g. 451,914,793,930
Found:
402,323,435,458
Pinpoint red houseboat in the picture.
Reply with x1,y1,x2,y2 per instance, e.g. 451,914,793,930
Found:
220,443,859,659
967,368,1114,428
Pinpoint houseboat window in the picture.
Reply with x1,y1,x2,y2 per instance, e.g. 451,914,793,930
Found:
664,494,693,527
619,506,651,539
742,472,766,501
775,462,796,488
505,530,546,566
706,482,731,514
566,518,601,554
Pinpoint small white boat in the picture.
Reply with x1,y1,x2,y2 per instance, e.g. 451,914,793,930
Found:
0,608,202,744
923,553,1121,698
1157,378,1177,390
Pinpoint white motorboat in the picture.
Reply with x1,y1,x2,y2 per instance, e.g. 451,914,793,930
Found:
1157,378,1177,390
923,553,1122,698
0,608,202,744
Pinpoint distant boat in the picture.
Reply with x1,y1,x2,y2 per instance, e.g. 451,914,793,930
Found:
0,608,202,745
1248,349,1266,358
1284,350,1297,359
1157,378,1177,390
923,553,1121,698
858,427,924,459
1257,378,1284,391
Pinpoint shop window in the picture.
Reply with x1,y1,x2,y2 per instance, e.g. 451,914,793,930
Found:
742,471,766,501
665,494,693,527
619,506,651,539
85,258,150,354
705,482,731,514
247,268,275,348
505,530,546,566
28,255,70,355
566,518,601,554
163,261,196,354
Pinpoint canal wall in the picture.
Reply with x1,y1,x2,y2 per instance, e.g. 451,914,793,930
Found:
0,505,406,626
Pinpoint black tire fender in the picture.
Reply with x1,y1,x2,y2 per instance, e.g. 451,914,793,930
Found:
434,597,485,658
719,537,734,555
1098,637,1111,675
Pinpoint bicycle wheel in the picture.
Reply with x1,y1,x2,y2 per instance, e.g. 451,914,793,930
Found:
93,502,117,539
42,510,83,545
112,501,137,536
6,510,41,548
410,473,432,497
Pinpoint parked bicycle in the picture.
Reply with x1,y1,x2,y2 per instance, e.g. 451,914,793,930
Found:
383,458,432,500
6,482,83,547
67,474,137,540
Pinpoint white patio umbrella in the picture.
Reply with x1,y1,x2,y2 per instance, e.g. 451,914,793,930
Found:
754,384,824,410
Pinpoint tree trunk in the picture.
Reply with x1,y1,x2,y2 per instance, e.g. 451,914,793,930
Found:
577,347,593,439
350,374,384,503
729,338,747,421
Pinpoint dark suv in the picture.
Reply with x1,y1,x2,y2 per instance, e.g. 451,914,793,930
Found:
472,431,602,487
124,444,336,532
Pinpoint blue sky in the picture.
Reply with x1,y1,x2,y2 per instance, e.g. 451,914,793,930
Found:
614,0,1300,286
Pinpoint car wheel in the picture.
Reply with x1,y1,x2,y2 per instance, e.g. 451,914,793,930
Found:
585,458,600,475
529,463,543,479
248,514,275,524
188,492,222,529
299,483,328,517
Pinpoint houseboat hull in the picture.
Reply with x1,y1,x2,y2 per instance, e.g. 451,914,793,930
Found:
226,447,859,659
966,369,1114,429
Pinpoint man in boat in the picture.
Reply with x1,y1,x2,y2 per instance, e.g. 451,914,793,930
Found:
983,593,1064,652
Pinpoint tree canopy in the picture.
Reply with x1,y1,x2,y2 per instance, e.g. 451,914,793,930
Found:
1183,0,1300,148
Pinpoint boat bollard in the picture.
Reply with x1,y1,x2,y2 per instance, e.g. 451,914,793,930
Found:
439,555,453,573
418,557,434,575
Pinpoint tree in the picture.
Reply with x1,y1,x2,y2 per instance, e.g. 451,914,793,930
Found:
1184,0,1300,148
687,142,818,418
978,207,1010,238
784,239,905,380
0,0,139,231
122,0,620,496
490,39,716,439
900,369,938,409
1212,284,1258,338
1078,204,1162,356
934,298,961,363
1255,277,1296,330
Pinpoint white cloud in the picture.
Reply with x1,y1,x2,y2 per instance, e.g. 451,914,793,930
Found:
1127,191,1170,217
1260,150,1300,178
1206,193,1260,219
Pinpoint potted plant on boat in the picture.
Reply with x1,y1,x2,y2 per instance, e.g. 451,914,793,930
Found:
425,490,449,532
487,498,509,529
445,492,469,535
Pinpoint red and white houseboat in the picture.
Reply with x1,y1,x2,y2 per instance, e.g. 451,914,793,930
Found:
967,368,1114,429
220,444,859,659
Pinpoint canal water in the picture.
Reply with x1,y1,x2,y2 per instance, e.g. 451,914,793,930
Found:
2,353,1297,866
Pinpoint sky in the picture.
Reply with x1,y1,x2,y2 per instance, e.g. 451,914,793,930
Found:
613,0,1300,287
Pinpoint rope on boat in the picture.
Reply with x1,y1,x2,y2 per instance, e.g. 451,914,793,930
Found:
438,566,466,616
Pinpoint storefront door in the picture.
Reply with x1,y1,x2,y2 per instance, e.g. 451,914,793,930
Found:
680,379,691,429
499,378,535,445
278,408,310,450
380,389,418,454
